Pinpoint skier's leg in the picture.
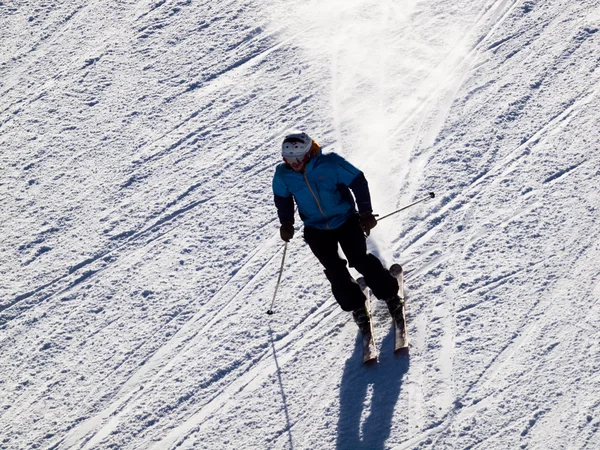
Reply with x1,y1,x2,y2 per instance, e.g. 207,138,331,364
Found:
304,226,366,311
337,215,398,300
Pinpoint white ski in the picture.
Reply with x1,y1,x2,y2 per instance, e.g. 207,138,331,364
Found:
389,264,409,355
357,277,378,363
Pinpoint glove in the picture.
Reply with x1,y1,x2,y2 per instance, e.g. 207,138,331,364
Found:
280,222,294,242
359,212,377,236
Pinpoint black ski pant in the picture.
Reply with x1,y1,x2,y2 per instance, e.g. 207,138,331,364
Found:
303,215,399,312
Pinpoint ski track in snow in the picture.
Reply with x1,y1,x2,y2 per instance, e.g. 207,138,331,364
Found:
65,297,343,449
151,302,344,450
386,0,600,447
2,0,600,449
57,232,331,448
57,237,283,448
385,0,523,438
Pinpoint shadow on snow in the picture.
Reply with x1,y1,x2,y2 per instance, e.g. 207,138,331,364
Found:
336,330,410,450
268,324,295,449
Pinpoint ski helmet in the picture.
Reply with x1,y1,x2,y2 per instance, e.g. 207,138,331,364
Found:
281,132,313,162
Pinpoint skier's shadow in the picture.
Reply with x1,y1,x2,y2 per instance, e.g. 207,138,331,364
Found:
336,330,410,450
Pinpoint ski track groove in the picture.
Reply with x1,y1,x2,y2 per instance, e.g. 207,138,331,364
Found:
394,85,595,262
152,301,344,450
459,256,549,300
542,159,587,185
390,3,539,444
495,201,541,229
56,234,283,447
8,190,279,444
58,233,321,449
157,24,312,108
407,312,427,434
0,194,215,326
4,143,278,326
8,143,283,443
399,257,560,449
69,290,341,450
390,0,519,146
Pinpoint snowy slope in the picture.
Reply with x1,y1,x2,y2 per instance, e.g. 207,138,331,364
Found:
1,0,600,449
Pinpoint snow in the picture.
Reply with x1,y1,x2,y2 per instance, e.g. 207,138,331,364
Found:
1,0,600,448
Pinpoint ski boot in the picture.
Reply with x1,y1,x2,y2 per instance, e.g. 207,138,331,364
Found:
385,295,405,328
352,305,372,334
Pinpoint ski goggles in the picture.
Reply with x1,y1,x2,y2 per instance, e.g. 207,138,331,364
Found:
282,137,312,165
283,153,310,166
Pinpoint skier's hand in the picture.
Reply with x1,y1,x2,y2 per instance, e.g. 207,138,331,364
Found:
359,212,377,236
280,222,294,242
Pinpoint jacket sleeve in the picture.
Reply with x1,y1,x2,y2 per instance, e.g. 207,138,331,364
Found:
274,194,295,224
348,172,373,214
272,167,295,224
335,155,373,214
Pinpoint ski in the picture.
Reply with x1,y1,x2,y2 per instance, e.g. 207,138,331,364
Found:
357,277,378,363
389,264,409,355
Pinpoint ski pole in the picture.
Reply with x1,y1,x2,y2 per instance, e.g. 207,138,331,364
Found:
377,192,435,222
267,242,288,315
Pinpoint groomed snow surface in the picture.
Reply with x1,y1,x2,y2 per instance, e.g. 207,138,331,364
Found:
2,0,600,448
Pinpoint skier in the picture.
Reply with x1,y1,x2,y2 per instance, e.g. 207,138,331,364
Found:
272,131,403,334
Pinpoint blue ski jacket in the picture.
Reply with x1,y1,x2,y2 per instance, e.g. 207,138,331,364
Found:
272,148,372,230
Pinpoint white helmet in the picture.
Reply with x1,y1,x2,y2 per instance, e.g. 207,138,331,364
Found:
281,132,313,160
